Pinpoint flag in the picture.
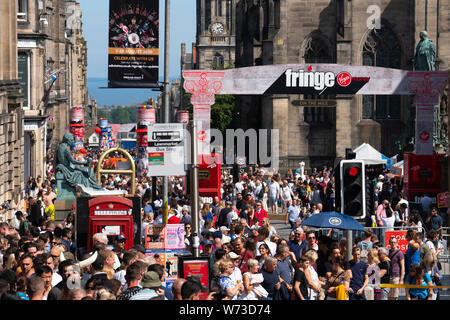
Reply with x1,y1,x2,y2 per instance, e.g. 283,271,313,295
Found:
41,71,64,111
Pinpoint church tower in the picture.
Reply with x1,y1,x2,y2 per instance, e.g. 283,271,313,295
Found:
196,0,236,69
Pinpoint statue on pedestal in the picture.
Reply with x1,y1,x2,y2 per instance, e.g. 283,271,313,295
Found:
55,133,102,200
413,31,447,152
414,31,436,71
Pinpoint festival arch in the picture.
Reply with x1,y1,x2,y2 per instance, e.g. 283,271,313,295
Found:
96,147,137,195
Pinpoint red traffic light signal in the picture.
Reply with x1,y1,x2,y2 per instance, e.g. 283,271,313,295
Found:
349,167,359,177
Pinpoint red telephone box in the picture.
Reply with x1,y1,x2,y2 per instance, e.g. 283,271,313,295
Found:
88,196,134,252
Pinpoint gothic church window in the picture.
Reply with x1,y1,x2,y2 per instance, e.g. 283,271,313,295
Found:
362,23,402,120
303,36,334,124
213,53,224,69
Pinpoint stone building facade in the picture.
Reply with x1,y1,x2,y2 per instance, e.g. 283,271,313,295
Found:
232,0,450,171
17,0,90,182
196,0,236,69
0,0,25,214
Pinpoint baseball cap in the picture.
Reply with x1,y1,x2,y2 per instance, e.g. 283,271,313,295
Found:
212,231,222,240
115,234,127,242
219,226,230,232
227,252,240,260
202,239,213,247
378,175,384,180
141,271,162,288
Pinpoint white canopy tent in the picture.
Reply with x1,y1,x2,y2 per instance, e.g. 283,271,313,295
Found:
352,143,389,166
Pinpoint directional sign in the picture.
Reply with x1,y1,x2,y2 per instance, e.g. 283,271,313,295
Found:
147,123,185,176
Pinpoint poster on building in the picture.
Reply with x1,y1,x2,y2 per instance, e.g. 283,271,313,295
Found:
145,224,166,250
108,0,159,88
165,224,185,250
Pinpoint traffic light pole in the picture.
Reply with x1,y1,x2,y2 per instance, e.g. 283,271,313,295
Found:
162,0,170,224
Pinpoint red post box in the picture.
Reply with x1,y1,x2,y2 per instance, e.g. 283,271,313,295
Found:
88,196,134,252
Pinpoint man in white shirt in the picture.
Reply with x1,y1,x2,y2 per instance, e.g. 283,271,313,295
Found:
234,179,244,194
280,180,294,214
268,178,280,215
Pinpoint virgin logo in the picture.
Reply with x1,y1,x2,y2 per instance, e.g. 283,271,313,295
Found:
419,131,430,142
197,130,207,141
337,72,352,87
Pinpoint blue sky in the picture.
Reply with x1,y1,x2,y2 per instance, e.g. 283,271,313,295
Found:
78,0,196,79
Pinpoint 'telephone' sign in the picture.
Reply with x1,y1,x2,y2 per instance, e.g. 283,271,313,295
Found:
265,65,370,95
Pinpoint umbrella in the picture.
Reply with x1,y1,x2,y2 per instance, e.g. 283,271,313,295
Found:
301,211,365,232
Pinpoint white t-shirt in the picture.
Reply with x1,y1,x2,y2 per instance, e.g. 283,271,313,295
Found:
229,267,243,284
256,240,277,256
381,215,396,231
235,182,244,194
51,272,63,287
268,182,280,197
281,186,292,201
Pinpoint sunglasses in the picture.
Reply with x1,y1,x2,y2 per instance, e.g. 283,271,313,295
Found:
308,236,315,240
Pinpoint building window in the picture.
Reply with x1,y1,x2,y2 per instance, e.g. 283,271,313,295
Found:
18,51,30,109
213,53,224,69
17,0,28,21
362,23,402,120
216,0,222,16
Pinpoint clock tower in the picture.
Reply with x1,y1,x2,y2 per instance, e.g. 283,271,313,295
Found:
196,0,236,69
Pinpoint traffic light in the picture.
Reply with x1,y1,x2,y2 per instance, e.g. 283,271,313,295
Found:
340,160,366,218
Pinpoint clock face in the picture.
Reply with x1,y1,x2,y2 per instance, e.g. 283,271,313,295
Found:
211,22,224,35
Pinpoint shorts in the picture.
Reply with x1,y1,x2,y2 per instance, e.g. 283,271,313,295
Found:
388,277,400,299
268,196,277,207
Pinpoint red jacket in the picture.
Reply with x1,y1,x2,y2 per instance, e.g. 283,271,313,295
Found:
251,208,268,226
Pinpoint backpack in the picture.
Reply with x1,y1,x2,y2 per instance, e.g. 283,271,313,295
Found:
258,185,265,199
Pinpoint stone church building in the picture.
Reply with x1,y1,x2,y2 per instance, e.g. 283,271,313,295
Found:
185,0,449,171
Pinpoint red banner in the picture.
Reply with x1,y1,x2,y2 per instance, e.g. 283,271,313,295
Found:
437,192,449,208
384,231,408,253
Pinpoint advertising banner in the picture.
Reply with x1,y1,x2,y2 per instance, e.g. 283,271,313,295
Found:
145,224,166,250
384,231,408,253
437,192,449,208
108,0,159,88
182,260,210,300
165,224,185,250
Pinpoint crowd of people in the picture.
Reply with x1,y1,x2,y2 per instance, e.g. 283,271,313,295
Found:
0,146,447,300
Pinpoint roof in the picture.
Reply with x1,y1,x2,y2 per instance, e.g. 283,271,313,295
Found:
352,143,388,165
119,123,136,132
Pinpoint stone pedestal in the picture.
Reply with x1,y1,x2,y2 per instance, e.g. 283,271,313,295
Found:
54,199,75,223
408,71,448,155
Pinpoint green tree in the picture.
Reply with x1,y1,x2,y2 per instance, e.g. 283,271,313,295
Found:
97,108,110,119
110,106,131,124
